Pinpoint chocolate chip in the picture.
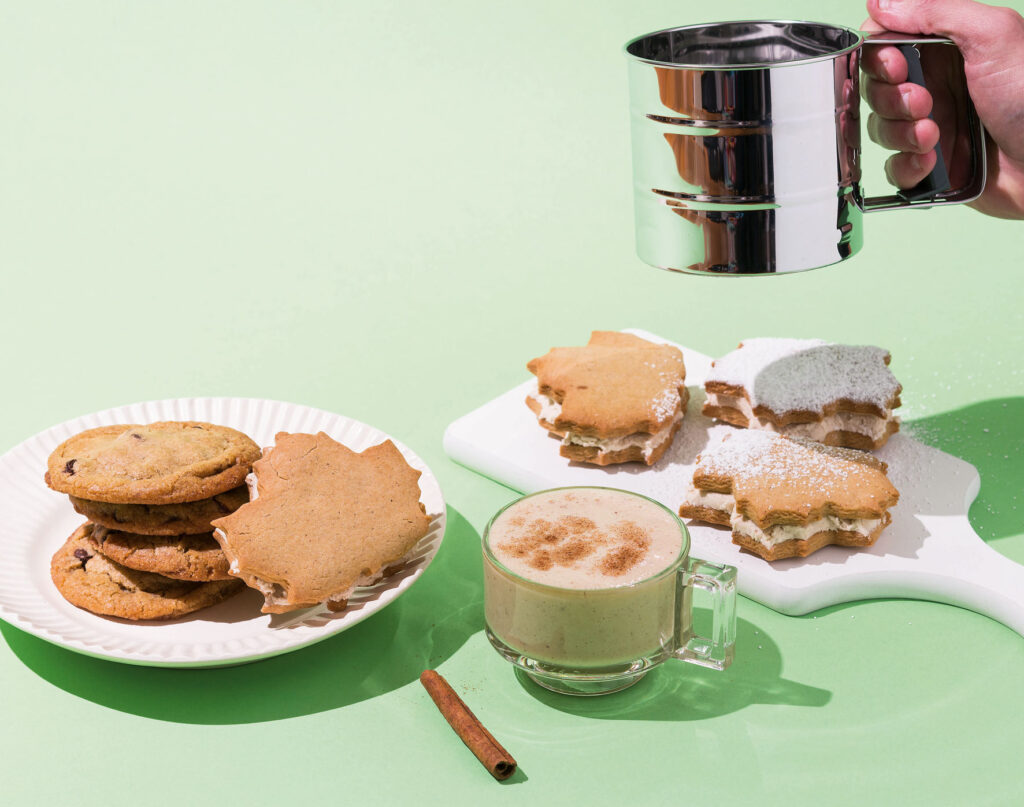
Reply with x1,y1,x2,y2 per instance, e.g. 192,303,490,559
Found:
73,548,92,566
129,432,143,440
64,459,77,476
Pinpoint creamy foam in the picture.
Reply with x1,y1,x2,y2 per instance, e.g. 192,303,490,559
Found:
487,488,685,589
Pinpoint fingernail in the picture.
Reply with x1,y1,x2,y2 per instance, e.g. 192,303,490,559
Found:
910,154,923,171
900,89,918,134
876,0,899,9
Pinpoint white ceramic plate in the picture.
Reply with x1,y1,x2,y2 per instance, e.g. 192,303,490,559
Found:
0,398,446,667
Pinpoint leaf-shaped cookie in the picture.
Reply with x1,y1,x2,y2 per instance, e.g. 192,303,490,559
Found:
212,432,430,613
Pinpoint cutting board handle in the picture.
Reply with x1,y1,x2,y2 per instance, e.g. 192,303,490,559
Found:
914,540,1024,638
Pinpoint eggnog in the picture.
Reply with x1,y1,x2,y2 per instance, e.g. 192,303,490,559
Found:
483,487,688,669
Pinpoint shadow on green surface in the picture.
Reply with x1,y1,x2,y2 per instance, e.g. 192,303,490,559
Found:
905,397,1024,542
519,614,830,720
0,507,485,725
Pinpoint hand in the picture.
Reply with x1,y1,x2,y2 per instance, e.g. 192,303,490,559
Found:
862,0,1024,219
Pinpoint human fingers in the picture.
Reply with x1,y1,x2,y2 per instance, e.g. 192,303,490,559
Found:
866,0,1017,59
884,149,938,188
860,44,909,83
862,75,934,121
868,113,940,153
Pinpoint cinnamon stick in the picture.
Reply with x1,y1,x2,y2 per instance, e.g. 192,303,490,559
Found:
419,669,517,781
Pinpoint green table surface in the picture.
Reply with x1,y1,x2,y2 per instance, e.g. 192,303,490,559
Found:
2,1,1022,804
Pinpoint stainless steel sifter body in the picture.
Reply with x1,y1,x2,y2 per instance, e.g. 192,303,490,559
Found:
625,21,986,275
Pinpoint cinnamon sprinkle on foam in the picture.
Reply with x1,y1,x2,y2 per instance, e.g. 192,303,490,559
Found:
497,516,651,575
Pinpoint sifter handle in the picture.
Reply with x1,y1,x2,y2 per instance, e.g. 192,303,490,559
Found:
895,43,951,201
860,32,985,212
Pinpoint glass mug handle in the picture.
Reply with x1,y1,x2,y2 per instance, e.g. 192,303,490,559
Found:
676,556,737,671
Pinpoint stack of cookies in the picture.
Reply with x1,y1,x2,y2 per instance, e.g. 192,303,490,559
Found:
45,421,261,620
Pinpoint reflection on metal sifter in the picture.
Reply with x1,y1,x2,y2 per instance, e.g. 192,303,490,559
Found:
624,20,986,275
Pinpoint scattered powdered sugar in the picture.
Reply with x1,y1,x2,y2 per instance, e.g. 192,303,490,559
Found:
707,338,900,413
697,430,884,496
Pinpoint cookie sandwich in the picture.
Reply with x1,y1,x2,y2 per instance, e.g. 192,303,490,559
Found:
702,338,902,450
678,430,900,561
526,331,688,466
212,432,432,614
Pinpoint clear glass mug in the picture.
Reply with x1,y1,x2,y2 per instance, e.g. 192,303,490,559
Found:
482,487,738,696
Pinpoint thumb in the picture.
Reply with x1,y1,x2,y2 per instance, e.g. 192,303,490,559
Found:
866,0,1015,59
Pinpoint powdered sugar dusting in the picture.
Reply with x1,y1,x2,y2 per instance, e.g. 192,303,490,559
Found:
707,338,900,414
649,386,680,421
697,430,885,497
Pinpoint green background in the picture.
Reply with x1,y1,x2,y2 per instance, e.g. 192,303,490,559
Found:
2,1,1022,804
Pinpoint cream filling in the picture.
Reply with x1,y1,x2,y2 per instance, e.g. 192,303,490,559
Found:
532,392,563,424
529,391,682,460
681,487,882,548
705,393,893,442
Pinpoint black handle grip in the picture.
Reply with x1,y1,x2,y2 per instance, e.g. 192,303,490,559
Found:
896,43,952,201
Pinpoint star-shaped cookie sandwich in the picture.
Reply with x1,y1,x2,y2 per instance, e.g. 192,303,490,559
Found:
678,430,900,561
702,338,902,450
526,331,688,466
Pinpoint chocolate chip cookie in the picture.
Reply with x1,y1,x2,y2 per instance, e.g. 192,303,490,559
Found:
45,422,261,504
69,486,249,535
51,524,243,620
87,526,233,582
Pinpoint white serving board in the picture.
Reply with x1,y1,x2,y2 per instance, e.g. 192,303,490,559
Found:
444,329,1024,636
